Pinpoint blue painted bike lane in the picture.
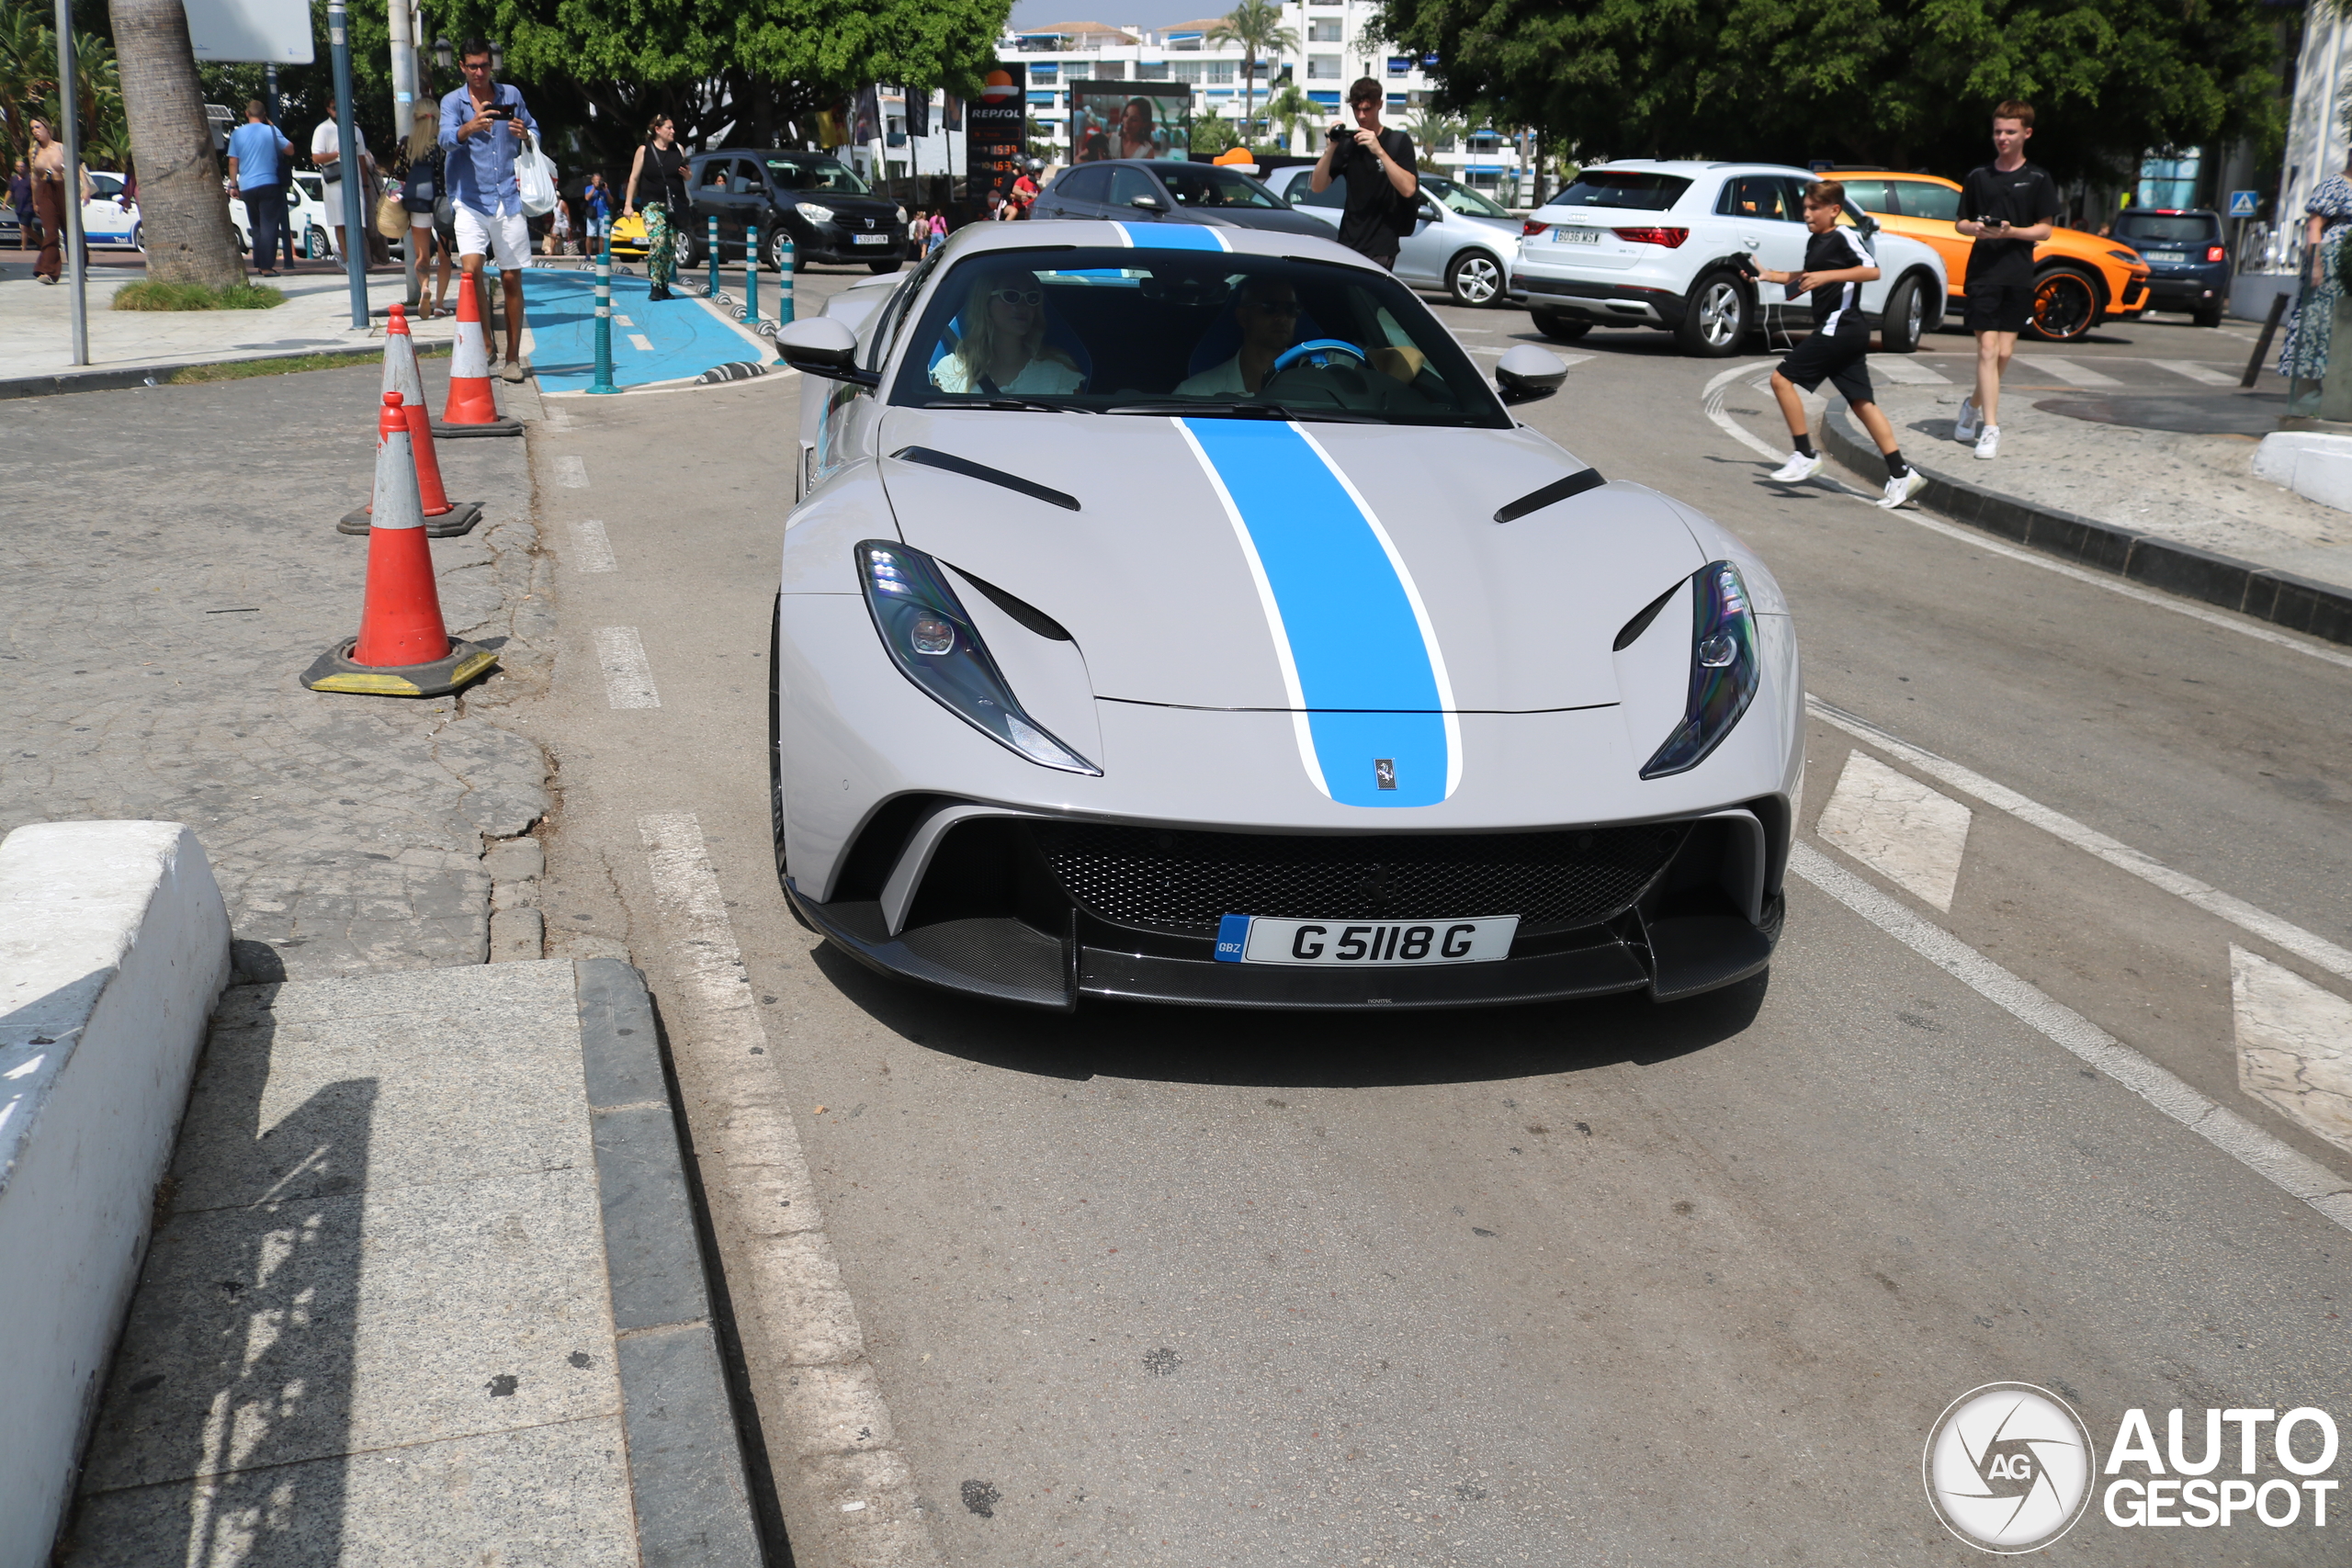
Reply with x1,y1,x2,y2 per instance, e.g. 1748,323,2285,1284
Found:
522,268,770,392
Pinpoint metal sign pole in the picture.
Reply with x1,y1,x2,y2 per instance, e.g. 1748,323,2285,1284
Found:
55,0,87,365
328,0,368,328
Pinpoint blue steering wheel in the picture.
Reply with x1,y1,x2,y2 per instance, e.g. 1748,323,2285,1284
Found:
1271,338,1370,375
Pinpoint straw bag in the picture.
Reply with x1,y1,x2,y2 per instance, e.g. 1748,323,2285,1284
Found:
376,188,410,240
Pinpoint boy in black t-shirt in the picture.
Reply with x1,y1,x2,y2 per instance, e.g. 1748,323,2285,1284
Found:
1953,100,2061,460
1756,181,1924,509
1308,77,1418,268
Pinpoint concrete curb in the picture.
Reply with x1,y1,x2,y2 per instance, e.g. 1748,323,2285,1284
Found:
0,821,231,1567
575,957,770,1567
0,343,389,400
1822,402,2352,647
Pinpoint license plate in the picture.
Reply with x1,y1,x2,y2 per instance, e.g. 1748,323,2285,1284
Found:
853,233,890,245
1215,914,1519,965
1552,226,1602,244
2143,250,2186,264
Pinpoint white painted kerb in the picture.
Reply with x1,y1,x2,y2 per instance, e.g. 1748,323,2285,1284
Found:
0,821,230,1568
2254,430,2352,513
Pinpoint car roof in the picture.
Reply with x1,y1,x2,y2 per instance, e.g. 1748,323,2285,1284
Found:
937,216,1384,271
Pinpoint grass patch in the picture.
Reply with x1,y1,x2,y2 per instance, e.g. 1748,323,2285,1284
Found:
166,343,450,384
113,280,286,311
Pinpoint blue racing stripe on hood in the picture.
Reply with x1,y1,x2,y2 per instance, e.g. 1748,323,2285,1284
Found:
1114,221,1230,252
1180,418,1454,807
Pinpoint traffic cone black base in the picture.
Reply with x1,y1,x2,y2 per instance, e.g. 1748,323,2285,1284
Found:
300,636,497,697
431,415,525,439
338,499,484,537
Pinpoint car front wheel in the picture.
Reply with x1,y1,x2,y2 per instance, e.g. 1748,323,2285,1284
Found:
2026,267,2099,343
1530,309,1592,343
1676,271,1752,356
1880,276,1925,353
1445,250,1504,307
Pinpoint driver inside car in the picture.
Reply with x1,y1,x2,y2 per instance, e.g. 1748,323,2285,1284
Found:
930,273,1088,397
1176,276,1308,396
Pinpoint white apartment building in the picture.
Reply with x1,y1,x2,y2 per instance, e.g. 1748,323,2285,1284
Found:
1006,11,1532,199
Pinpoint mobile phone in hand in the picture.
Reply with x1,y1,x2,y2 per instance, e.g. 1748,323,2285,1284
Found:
484,105,512,121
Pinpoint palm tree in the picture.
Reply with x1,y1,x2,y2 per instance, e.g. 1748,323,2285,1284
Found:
108,0,241,285
1403,110,1464,157
1263,84,1315,149
1207,0,1297,147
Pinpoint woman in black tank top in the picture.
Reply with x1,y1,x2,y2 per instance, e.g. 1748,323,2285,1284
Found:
625,115,687,299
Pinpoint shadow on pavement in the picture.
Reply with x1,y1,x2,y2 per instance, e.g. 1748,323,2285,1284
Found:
808,941,1768,1088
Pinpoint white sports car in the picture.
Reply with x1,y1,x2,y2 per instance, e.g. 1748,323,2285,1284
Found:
770,221,1802,1010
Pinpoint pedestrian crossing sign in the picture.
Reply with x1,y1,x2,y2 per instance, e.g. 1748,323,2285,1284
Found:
2229,190,2259,217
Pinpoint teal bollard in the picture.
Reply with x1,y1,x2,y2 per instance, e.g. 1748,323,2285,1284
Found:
707,214,720,296
745,237,760,324
588,218,618,395
777,231,795,324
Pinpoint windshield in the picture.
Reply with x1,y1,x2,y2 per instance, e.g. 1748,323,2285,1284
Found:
891,247,1510,428
1420,174,1508,218
1158,165,1283,209
2113,213,2219,245
1554,170,1690,211
766,157,871,196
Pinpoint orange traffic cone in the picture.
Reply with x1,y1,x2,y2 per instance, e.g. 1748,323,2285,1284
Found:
302,391,497,698
341,304,485,536
435,269,522,437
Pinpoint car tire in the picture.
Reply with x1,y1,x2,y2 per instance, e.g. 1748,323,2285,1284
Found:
763,224,794,273
1879,275,1926,353
129,220,142,252
1530,309,1591,343
307,226,329,260
867,258,901,274
2025,266,2099,343
2193,301,2225,328
1444,250,1504,307
1675,270,1752,356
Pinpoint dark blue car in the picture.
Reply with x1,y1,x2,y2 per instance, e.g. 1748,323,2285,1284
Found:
2111,209,2228,327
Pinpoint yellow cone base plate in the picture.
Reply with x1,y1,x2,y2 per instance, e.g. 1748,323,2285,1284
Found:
301,637,497,697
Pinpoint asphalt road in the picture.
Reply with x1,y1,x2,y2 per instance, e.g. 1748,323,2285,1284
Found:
515,268,2352,1566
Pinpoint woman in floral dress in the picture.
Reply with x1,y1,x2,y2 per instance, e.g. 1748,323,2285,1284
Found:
2279,169,2352,381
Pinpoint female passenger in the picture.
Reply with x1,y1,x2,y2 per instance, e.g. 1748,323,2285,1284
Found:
929,274,1085,395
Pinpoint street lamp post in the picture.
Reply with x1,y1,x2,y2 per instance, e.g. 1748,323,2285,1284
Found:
54,0,86,365
327,0,368,329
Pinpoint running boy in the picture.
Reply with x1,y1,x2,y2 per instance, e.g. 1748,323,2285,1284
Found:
1761,180,1924,509
1952,101,2060,459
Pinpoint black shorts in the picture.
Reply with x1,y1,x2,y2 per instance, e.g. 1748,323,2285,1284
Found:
1778,326,1873,406
1964,279,2034,334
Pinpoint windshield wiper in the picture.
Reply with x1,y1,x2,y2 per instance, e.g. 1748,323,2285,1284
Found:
920,397,1098,414
1103,400,1384,423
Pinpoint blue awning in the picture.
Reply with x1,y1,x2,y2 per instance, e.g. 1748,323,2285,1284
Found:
1463,164,1507,174
1028,92,1057,104
1308,90,1341,104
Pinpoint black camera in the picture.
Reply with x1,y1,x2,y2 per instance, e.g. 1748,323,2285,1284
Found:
1329,123,1350,143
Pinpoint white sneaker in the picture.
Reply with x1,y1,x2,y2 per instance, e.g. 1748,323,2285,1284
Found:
1769,451,1823,482
1973,425,2000,460
1954,396,1980,443
1878,469,1927,508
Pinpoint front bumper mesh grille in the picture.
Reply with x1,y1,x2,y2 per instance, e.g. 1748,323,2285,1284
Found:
1029,823,1687,933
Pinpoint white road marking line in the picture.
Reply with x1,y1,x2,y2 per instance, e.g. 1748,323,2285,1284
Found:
1815,750,1973,911
570,519,616,574
2233,946,2352,1155
1871,356,1952,385
2014,353,2121,387
543,406,575,431
1700,362,2352,669
627,333,653,352
614,314,634,326
593,626,661,708
555,454,589,488
2146,357,2238,387
1792,843,2352,1234
638,813,942,1563
1808,695,2352,984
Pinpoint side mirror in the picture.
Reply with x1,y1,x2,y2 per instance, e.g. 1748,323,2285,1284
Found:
1494,344,1569,405
775,317,877,386
1419,201,1441,223
1129,194,1166,211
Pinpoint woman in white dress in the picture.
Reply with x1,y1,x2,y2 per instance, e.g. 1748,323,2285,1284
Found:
931,274,1086,396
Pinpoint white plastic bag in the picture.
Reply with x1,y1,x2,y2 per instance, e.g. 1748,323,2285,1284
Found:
516,148,558,218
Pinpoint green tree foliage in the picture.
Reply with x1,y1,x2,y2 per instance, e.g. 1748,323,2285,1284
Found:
1373,0,2289,182
1208,0,1298,144
3,0,127,168
1191,106,1240,154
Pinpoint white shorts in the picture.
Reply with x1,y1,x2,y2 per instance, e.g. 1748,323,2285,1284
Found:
453,205,531,270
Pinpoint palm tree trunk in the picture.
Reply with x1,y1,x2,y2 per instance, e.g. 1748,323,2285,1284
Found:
109,0,242,286
1243,51,1256,146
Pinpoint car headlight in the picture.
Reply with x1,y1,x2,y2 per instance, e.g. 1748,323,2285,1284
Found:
798,201,834,224
1639,560,1759,779
856,541,1100,775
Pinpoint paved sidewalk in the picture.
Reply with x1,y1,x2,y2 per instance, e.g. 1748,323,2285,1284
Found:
0,359,550,978
61,958,761,1567
1853,376,2352,592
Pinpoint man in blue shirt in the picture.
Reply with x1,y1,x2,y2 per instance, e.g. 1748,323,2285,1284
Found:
438,39,539,379
225,101,293,276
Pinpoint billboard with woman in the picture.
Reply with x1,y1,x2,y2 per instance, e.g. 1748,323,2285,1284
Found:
1070,83,1191,163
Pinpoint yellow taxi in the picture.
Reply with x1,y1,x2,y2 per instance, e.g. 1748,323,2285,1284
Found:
606,209,650,259
1833,172,2152,343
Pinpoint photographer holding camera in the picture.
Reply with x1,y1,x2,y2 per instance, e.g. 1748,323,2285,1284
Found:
1307,78,1417,269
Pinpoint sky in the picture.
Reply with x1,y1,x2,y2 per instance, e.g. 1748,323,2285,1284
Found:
1003,4,1230,34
